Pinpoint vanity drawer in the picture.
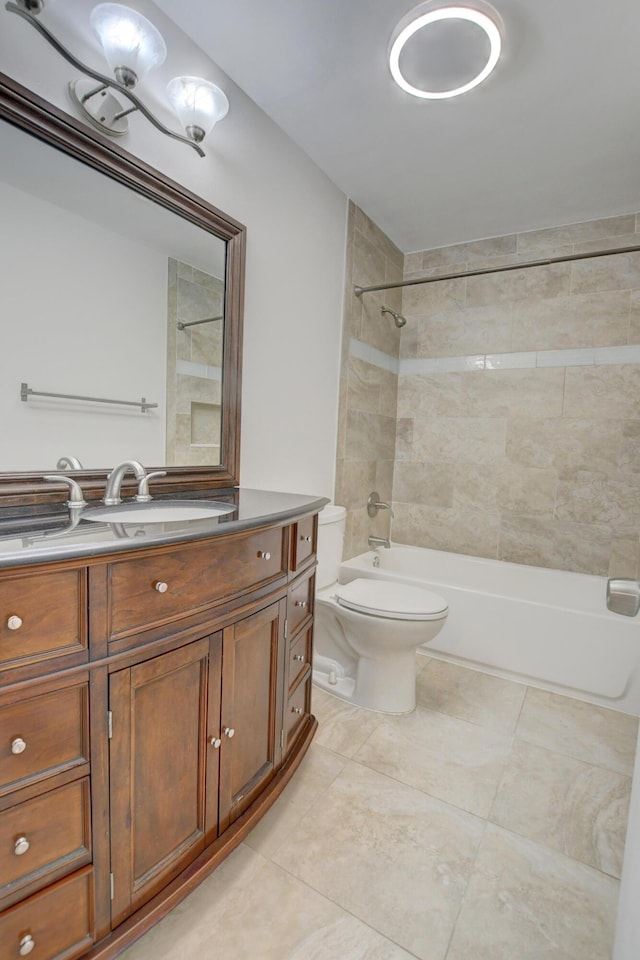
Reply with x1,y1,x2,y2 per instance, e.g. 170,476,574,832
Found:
284,675,311,754
0,866,94,960
290,515,316,573
0,682,89,797
288,572,314,638
0,778,91,903
288,628,311,694
108,525,286,638
0,569,86,673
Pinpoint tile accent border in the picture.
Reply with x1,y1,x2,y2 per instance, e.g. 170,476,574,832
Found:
350,337,640,375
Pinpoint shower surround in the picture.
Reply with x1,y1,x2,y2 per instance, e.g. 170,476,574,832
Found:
338,204,640,578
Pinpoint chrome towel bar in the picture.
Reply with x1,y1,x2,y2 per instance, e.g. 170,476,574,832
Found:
20,382,157,413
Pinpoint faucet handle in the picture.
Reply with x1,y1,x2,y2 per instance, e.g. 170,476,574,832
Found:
367,491,395,519
43,475,87,509
135,471,167,502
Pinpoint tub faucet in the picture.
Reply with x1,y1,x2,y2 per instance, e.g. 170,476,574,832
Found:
368,535,391,549
103,460,147,506
367,491,395,519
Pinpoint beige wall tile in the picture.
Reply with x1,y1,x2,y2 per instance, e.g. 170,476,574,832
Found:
466,262,570,307
402,276,466,315
417,303,513,357
498,515,611,575
511,291,630,351
608,537,640,579
393,461,455,507
506,418,621,474
555,469,640,528
563,365,640,419
347,357,382,414
395,418,414,460
345,410,396,462
571,250,640,294
397,373,471,419
517,214,636,256
392,503,500,559
468,369,565,419
411,416,507,465
454,462,557,517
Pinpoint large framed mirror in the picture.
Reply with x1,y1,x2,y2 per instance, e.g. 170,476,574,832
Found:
0,72,245,507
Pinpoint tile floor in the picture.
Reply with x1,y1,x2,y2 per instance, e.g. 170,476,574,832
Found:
120,656,638,960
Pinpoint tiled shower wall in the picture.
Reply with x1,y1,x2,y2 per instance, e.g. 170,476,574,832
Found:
334,202,403,558
337,206,640,577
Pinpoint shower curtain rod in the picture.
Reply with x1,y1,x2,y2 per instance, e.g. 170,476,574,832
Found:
353,242,640,297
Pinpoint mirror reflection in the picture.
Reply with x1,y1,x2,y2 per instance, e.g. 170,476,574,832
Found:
0,117,227,473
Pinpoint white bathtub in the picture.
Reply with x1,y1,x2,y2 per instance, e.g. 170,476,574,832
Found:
339,544,640,960
340,544,640,715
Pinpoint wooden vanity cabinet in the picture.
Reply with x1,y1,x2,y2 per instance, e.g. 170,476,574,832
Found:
0,511,319,960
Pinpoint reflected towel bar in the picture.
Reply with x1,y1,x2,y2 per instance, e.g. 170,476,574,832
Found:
177,315,223,330
20,382,157,413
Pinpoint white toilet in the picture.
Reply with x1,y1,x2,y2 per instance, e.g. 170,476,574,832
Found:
313,504,449,714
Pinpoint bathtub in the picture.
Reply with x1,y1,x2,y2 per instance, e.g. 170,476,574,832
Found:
339,544,640,715
338,543,640,960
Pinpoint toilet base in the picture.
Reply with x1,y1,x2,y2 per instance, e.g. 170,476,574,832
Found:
312,648,417,715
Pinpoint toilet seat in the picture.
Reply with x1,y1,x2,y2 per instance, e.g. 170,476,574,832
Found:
335,578,448,621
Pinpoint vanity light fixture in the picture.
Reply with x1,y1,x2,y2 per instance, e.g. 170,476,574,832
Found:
5,0,229,156
389,2,502,100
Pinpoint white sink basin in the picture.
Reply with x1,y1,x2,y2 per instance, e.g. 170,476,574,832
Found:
82,500,235,524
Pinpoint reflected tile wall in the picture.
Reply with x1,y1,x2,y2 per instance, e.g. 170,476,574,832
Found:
394,212,640,577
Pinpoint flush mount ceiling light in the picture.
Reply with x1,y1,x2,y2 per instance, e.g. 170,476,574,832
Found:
389,2,502,100
5,0,230,155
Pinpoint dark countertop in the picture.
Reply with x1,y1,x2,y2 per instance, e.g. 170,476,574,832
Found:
0,488,330,568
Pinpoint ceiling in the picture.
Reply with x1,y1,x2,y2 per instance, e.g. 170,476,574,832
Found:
154,0,640,253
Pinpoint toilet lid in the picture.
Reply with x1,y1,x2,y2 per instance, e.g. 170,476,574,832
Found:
335,579,448,621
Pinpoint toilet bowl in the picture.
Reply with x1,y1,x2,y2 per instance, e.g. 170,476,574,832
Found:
313,505,448,714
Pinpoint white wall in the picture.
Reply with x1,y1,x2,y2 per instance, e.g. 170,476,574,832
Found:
0,180,167,471
0,0,347,496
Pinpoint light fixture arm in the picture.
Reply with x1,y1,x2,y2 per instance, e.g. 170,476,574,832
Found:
5,1,206,156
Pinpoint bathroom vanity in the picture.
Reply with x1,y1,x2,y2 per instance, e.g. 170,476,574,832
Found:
0,490,325,960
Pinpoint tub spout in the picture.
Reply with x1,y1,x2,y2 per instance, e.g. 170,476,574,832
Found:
368,536,390,549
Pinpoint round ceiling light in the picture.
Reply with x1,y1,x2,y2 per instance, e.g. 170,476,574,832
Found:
389,4,502,100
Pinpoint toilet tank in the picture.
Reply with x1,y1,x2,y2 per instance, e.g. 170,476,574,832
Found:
316,504,346,589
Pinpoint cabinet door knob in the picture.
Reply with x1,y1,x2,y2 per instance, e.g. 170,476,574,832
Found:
292,706,303,715
11,737,27,755
257,551,271,560
7,615,23,630
14,836,30,856
294,600,307,608
19,935,35,957
293,654,305,662
300,535,312,543
209,737,222,749
153,581,168,593
224,727,235,738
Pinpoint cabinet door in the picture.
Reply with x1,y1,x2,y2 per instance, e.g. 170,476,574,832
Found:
218,600,286,831
109,635,222,926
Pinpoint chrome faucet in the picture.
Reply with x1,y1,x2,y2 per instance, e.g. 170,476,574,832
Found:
368,535,391,549
103,460,147,505
367,491,395,519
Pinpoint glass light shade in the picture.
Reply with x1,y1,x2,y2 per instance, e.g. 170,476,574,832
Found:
167,77,229,142
90,3,167,86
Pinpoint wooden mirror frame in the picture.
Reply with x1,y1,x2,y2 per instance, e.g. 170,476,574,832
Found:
0,72,245,508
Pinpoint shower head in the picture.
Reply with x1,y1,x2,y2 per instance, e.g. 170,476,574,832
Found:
381,306,407,328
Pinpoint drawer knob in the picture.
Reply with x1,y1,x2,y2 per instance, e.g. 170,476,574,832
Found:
11,737,27,755
7,615,23,631
257,551,271,560
19,935,35,957
224,726,235,738
292,706,303,715
294,600,307,608
153,581,168,593
293,654,305,662
300,535,312,543
209,737,222,749
14,835,30,856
